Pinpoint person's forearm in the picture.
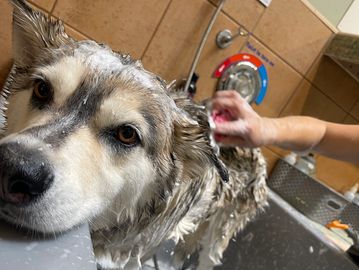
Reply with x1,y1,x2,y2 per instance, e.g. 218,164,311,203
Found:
265,116,326,152
315,122,359,163
265,116,359,163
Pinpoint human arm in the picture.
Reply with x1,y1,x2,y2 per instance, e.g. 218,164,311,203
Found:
212,90,359,164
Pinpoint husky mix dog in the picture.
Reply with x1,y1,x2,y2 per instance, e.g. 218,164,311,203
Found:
0,1,268,269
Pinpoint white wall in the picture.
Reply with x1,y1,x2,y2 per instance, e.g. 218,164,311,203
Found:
307,0,354,26
338,0,359,35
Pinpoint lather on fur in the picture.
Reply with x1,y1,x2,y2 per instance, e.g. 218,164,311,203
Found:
0,1,268,269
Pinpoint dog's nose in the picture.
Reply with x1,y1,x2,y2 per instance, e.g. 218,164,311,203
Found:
0,143,54,205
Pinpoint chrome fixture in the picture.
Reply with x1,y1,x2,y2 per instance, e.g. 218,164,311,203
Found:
217,61,261,103
216,27,248,49
184,0,227,93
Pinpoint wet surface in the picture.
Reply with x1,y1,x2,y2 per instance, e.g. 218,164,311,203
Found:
0,221,96,270
146,190,358,270
214,190,358,270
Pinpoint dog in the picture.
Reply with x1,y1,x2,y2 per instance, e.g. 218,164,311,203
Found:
0,1,268,269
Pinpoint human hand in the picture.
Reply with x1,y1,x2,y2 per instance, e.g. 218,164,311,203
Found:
211,90,273,148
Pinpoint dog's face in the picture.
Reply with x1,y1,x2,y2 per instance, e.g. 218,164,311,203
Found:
0,1,226,233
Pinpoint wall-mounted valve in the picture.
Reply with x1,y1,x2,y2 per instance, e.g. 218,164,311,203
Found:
213,53,268,105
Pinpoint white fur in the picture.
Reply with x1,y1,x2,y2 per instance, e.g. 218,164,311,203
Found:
35,57,86,105
74,43,156,90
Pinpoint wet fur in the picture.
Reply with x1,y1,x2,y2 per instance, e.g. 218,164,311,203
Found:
0,1,268,269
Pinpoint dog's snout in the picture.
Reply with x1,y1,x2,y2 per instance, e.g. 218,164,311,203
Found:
0,143,54,205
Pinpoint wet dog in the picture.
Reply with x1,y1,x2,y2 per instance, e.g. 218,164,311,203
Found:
0,1,267,269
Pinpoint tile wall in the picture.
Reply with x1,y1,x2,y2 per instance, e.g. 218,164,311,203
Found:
0,0,358,193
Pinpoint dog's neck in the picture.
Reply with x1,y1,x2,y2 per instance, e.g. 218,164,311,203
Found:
90,162,219,264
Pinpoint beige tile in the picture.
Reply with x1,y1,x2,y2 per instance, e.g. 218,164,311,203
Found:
53,0,171,59
142,0,247,101
350,99,359,120
306,55,359,111
261,147,280,174
1,2,52,88
0,1,13,88
316,155,359,193
280,79,347,123
64,24,89,41
28,0,56,12
209,0,265,31
50,15,90,41
254,0,333,75
240,36,302,117
267,145,291,159
343,114,359,124
65,24,87,40
195,21,248,100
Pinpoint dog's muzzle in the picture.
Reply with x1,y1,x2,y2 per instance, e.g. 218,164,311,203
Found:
0,142,54,205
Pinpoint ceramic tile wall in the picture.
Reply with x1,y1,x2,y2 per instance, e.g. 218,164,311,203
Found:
0,0,357,193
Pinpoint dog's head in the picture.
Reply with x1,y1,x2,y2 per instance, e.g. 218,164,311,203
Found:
0,0,227,233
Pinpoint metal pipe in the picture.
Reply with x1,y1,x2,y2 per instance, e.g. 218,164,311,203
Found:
184,0,227,93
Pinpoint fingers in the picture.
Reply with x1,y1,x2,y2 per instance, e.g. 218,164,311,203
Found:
212,90,246,117
214,119,248,136
214,134,249,148
213,90,244,99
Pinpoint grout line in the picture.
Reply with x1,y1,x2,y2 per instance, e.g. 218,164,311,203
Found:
206,0,266,36
349,112,359,122
300,0,338,33
249,33,307,76
49,0,58,16
347,95,359,113
313,83,352,115
140,0,174,60
308,78,350,115
28,0,91,41
342,113,351,124
63,22,93,40
277,77,305,117
51,12,93,40
249,1,267,34
278,75,351,122
26,1,48,14
207,0,349,118
277,43,331,117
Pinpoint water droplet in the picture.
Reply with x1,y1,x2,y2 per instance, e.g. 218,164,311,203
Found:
170,251,174,256
38,147,43,151
229,213,234,218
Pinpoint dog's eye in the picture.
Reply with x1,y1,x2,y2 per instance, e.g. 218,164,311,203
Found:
117,125,139,146
33,80,51,101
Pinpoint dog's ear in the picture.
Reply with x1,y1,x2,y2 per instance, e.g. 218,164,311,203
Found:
172,96,229,183
11,0,71,66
